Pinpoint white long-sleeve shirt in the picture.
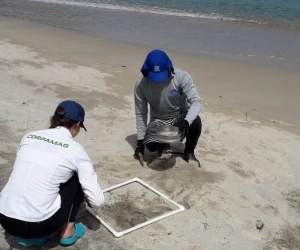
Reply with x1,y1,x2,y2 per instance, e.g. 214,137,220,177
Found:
0,127,104,222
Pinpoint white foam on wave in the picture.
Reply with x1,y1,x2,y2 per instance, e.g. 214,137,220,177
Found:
29,0,264,25
247,54,286,60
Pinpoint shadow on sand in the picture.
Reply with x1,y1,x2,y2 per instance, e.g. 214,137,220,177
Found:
125,134,185,171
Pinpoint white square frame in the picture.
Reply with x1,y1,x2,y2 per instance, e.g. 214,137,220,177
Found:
86,178,185,237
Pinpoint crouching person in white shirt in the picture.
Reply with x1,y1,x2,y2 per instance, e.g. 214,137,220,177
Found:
0,100,104,247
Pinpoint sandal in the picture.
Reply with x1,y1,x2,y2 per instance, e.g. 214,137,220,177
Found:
16,236,47,247
60,223,85,246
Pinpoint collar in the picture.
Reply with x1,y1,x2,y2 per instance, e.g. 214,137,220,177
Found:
55,126,73,138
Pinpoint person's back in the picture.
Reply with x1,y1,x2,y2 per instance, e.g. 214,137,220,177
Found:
0,100,104,247
0,127,93,221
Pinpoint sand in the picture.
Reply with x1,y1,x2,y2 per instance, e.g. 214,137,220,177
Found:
0,17,300,250
94,182,178,232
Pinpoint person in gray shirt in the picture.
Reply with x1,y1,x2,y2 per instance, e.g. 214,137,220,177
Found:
134,49,203,167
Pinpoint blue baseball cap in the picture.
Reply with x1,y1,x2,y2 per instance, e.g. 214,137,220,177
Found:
54,100,87,131
141,50,174,83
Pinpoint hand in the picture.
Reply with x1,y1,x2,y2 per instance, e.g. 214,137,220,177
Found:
179,119,189,141
83,196,92,208
134,139,145,158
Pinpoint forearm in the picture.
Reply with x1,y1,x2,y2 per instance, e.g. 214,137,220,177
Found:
136,114,147,140
134,82,148,140
78,168,104,208
180,71,202,124
76,148,104,208
185,100,202,125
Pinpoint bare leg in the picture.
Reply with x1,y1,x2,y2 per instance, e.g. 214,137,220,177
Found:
60,222,75,238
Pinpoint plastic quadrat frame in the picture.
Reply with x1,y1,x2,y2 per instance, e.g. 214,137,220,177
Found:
86,177,185,237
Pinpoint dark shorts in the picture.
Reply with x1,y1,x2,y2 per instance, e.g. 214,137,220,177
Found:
0,173,84,238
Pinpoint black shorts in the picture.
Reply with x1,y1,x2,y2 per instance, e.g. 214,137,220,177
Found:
0,173,84,238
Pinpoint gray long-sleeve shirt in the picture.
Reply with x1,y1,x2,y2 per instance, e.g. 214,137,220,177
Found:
134,68,202,140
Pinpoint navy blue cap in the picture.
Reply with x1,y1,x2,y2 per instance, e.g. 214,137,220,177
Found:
141,50,174,83
54,100,87,131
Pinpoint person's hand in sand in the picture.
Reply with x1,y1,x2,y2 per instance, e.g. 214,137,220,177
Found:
0,100,104,247
134,139,145,166
134,49,203,167
134,139,145,158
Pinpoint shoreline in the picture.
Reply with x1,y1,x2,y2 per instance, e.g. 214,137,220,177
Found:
4,0,300,33
1,16,299,135
2,0,300,73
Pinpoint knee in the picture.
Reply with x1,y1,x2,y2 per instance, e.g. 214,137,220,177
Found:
191,115,201,126
189,116,202,135
146,142,160,152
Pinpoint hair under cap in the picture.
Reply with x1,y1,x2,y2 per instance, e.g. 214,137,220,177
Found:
54,100,87,131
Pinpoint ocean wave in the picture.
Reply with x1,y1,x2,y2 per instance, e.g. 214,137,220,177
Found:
29,0,265,26
247,54,300,63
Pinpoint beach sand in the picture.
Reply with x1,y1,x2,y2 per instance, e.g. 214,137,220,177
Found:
0,17,300,250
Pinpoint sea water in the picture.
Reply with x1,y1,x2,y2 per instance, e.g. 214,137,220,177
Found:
1,0,300,71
